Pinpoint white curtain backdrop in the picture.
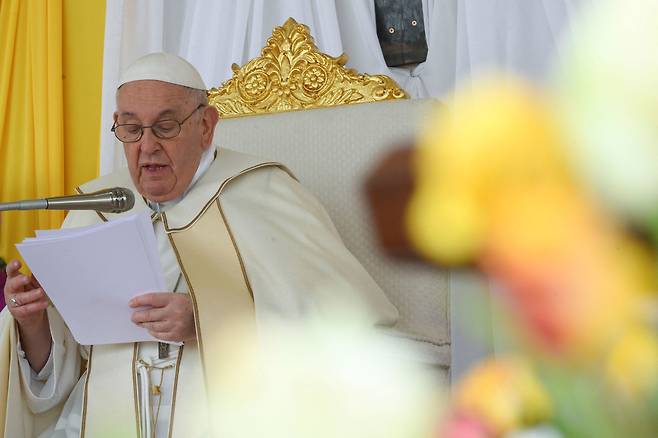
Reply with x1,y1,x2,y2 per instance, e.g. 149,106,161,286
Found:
100,0,584,174
98,0,586,380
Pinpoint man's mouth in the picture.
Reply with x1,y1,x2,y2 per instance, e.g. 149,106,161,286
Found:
141,164,168,173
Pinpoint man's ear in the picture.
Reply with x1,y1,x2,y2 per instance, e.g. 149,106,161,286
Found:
200,105,219,149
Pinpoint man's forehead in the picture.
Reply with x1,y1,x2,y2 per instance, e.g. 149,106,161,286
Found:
114,77,209,122
117,107,179,119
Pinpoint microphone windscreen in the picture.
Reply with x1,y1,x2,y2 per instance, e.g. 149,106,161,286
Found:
110,187,135,213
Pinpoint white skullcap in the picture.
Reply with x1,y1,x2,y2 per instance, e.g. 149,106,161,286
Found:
118,52,206,90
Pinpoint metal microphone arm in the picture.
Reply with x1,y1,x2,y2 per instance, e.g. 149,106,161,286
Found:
0,187,135,214
0,199,48,211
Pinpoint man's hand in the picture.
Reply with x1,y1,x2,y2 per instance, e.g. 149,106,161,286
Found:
4,260,49,326
4,259,52,371
129,293,196,342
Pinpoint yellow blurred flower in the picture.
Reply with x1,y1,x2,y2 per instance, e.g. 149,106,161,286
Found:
408,78,572,266
453,357,551,436
407,77,656,358
605,325,658,400
407,187,484,265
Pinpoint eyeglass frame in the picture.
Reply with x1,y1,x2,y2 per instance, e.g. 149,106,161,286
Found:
110,103,206,143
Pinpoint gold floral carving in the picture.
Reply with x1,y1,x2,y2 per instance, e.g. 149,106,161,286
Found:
207,18,408,118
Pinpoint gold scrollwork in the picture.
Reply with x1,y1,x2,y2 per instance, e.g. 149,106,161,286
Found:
208,18,408,118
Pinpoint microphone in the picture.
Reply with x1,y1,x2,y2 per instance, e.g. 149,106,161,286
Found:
0,187,135,214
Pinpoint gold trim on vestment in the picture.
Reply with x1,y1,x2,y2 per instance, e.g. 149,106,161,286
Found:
83,345,140,437
165,162,293,233
161,164,284,396
79,346,93,438
165,200,256,435
132,343,142,438
162,223,205,387
167,345,185,438
217,199,255,300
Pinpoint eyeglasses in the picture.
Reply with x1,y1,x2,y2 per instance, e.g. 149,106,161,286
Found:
111,104,205,143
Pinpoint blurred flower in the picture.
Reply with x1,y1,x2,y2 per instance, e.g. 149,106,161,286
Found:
605,325,658,400
407,78,655,357
442,412,493,438
452,357,551,436
554,0,658,238
408,79,573,266
403,0,658,435
483,190,653,357
209,317,443,438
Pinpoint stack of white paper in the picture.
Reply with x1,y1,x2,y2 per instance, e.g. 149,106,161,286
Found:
16,212,166,345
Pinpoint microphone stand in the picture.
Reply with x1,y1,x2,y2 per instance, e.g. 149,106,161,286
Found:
0,188,135,214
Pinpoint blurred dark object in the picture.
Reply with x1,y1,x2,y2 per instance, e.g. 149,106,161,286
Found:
0,257,6,309
375,0,428,67
364,144,421,260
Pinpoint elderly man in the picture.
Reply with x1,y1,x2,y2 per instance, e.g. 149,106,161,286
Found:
1,53,398,437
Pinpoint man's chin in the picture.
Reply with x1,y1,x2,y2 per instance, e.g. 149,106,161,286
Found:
139,185,180,203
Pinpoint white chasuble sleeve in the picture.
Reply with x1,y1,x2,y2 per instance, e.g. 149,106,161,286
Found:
17,307,81,414
220,166,399,326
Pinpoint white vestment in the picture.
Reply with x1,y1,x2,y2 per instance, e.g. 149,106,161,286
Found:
2,147,398,437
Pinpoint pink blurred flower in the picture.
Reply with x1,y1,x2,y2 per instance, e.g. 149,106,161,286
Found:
442,412,493,438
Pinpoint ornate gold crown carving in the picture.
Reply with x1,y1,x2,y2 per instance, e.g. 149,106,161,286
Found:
208,18,408,118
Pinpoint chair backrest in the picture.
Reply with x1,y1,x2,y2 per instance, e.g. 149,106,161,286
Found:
209,18,450,371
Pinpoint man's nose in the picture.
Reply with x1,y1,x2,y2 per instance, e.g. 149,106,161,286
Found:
139,127,161,153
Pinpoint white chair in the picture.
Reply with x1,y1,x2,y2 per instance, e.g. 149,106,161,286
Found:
210,18,450,379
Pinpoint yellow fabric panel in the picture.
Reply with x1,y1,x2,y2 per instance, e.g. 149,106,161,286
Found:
0,0,65,265
62,0,105,192
0,0,105,266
